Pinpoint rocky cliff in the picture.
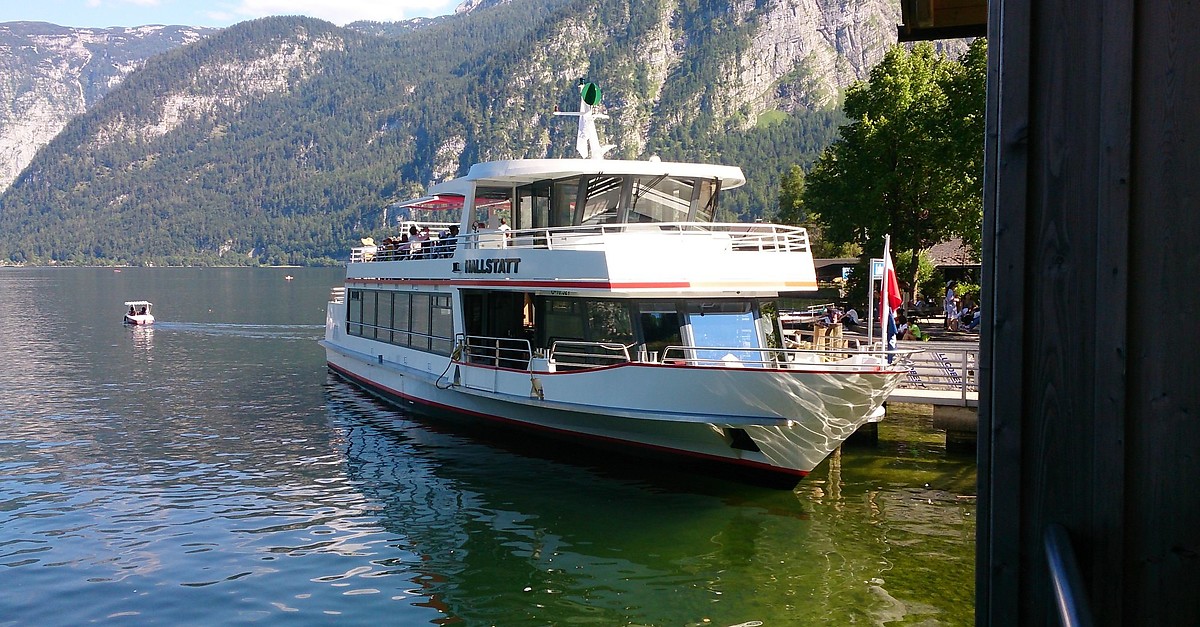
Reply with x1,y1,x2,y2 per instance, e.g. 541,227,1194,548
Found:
0,22,214,192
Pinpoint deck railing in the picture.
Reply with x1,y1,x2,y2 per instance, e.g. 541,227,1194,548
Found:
349,222,810,262
463,335,534,370
453,334,902,372
894,346,979,402
549,340,632,371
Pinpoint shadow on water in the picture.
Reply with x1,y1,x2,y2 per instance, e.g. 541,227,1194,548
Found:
323,375,977,626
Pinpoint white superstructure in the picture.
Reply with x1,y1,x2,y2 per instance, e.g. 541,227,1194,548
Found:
321,86,904,487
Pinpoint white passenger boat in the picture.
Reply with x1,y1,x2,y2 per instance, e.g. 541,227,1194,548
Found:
123,300,154,325
321,85,905,487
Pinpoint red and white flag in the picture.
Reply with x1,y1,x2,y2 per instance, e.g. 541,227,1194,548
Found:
881,235,902,323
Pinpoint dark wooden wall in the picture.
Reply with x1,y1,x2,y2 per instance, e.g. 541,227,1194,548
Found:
978,0,1200,624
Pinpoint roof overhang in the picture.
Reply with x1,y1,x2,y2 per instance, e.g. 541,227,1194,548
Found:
897,0,987,42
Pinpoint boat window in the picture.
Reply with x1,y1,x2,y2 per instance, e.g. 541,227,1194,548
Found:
551,178,579,228
474,187,512,230
393,293,411,345
628,176,695,223
692,179,718,222
578,175,626,225
347,289,363,335
411,294,432,351
636,302,682,360
538,298,634,344
685,301,762,366
362,291,378,339
431,295,453,355
542,298,586,340
516,180,552,229
377,292,394,343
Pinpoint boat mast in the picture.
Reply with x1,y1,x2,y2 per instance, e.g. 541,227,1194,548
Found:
553,80,615,160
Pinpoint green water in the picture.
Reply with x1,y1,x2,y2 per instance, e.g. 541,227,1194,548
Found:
0,267,975,625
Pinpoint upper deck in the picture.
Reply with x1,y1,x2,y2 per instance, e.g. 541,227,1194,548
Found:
347,157,816,296
348,221,817,297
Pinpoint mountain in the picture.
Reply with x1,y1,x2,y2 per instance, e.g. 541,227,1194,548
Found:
0,21,215,192
0,0,962,266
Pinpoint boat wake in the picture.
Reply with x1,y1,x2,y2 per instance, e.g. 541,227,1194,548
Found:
153,322,324,341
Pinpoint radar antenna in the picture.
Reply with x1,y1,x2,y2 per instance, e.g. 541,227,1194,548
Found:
553,80,615,159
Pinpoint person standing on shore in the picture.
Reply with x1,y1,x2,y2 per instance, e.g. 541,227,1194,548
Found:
944,281,958,330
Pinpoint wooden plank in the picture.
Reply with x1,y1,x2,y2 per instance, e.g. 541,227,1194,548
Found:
1091,0,1133,620
1126,2,1200,623
977,0,1031,621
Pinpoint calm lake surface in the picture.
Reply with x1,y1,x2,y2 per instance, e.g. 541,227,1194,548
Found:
0,267,976,625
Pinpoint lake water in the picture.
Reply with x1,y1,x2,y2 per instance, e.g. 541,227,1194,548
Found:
0,267,976,625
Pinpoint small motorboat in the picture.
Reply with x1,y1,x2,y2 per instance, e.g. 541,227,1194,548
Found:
123,300,155,325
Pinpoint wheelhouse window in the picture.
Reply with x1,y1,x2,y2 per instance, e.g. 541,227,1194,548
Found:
579,175,626,225
628,176,697,223
513,175,721,228
685,301,763,367
474,187,512,229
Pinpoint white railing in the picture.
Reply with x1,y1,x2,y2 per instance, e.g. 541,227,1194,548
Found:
659,344,905,370
348,222,810,262
463,335,534,370
895,346,979,402
549,340,632,370
329,286,345,304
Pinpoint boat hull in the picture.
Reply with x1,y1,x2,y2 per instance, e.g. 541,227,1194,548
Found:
323,344,901,488
123,314,154,325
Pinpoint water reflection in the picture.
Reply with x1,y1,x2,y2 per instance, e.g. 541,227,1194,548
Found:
324,377,975,625
0,268,972,625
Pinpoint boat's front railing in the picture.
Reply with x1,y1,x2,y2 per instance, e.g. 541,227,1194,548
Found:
659,344,909,370
329,286,346,304
348,222,810,261
548,340,632,371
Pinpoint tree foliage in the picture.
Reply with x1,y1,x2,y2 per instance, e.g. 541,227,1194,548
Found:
802,39,987,295
0,2,849,266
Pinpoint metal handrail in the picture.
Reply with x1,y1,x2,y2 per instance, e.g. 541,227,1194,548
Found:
659,344,907,370
895,346,979,399
349,222,811,260
1044,524,1095,627
463,335,533,369
549,340,632,369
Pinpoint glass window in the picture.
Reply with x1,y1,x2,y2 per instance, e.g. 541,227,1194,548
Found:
586,301,634,344
543,298,586,341
551,178,579,228
392,293,411,345
410,293,431,351
638,302,681,359
629,176,695,223
474,187,512,230
431,296,453,355
362,291,377,339
516,181,552,230
377,292,393,343
693,179,718,222
686,302,762,366
347,289,363,336
579,176,625,225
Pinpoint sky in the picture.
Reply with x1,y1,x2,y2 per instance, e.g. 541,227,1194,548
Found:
0,0,462,29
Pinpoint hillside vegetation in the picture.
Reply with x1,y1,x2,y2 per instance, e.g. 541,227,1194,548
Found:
0,0,906,266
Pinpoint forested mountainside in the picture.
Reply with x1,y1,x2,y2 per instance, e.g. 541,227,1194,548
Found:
0,21,215,192
0,0,939,266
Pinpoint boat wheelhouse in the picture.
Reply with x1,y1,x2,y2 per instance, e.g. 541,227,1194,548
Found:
322,85,905,488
